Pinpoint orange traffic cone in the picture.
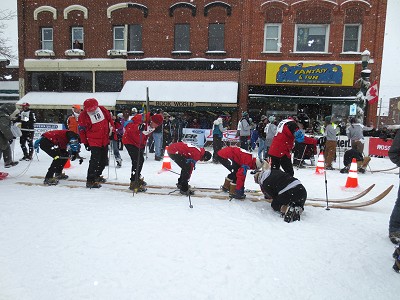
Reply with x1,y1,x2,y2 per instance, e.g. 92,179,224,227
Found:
64,158,71,169
345,158,359,188
159,146,172,172
315,152,325,174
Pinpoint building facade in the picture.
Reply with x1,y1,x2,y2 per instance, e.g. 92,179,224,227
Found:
17,0,387,127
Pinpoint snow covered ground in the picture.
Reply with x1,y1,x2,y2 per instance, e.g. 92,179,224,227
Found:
0,143,399,299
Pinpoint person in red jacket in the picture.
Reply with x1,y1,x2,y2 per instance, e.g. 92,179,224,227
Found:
34,130,81,185
123,112,164,191
217,146,263,199
268,116,317,176
167,142,212,195
78,98,115,188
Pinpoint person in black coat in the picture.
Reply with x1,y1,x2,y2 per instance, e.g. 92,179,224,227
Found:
15,102,36,160
254,160,307,223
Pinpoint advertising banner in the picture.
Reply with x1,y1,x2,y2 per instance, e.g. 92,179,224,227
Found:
33,123,65,140
182,128,206,147
368,137,392,157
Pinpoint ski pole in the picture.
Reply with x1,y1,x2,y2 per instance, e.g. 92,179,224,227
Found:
166,169,181,176
296,144,308,170
188,193,193,208
324,160,330,210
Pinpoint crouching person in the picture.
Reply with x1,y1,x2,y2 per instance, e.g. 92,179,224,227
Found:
340,149,371,174
217,146,263,199
34,130,81,185
254,161,307,223
167,142,212,195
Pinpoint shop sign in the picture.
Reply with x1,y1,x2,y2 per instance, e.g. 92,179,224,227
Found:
266,62,355,86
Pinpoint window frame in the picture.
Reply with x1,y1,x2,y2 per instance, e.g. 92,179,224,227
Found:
173,23,191,53
41,27,53,50
294,24,330,53
113,26,126,50
127,24,143,53
263,23,282,53
207,23,225,53
342,24,361,53
71,27,84,49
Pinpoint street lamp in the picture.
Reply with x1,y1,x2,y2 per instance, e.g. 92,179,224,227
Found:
355,49,371,124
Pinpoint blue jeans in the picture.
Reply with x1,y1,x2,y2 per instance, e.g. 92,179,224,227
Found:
258,138,266,160
389,178,400,233
153,132,163,158
110,139,121,160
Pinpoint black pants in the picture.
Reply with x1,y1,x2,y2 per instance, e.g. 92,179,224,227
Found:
87,146,108,182
240,136,249,150
212,135,223,162
270,155,294,176
20,131,34,157
125,144,145,181
169,153,193,190
218,157,240,182
271,185,307,212
40,138,68,179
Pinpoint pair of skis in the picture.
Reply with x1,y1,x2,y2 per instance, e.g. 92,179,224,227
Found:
20,176,394,209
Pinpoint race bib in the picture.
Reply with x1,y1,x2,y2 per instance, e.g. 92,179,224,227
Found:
20,111,30,122
276,119,291,135
142,127,155,136
88,107,105,124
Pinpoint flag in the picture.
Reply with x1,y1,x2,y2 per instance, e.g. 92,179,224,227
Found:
366,80,379,104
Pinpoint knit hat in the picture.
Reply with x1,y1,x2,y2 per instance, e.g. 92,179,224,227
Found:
151,114,164,126
83,98,99,113
268,116,275,123
72,104,81,110
242,111,249,117
261,115,267,121
325,116,332,123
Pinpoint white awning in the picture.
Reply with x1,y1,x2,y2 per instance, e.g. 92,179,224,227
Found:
16,92,119,109
117,81,238,106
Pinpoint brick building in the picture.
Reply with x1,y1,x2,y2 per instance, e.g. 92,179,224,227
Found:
17,0,387,127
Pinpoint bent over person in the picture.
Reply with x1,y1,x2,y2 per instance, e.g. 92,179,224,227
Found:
254,161,307,223
34,130,81,185
78,98,115,188
217,146,263,199
167,142,212,195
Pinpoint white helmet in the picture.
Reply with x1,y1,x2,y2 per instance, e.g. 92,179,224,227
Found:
132,107,138,114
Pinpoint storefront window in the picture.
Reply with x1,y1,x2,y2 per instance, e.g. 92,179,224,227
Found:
95,72,123,92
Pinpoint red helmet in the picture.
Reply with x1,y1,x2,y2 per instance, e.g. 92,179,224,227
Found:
84,98,98,112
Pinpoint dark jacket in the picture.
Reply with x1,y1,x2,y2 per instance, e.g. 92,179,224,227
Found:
0,104,16,150
389,130,400,167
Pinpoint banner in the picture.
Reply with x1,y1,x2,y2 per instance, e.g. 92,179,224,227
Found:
205,130,240,142
33,123,65,140
368,137,392,157
182,128,206,147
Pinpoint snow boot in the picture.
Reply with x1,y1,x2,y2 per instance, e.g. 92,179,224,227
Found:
180,188,194,196
116,158,122,168
139,176,147,186
55,172,69,180
129,180,147,192
221,177,232,192
389,231,400,245
393,247,400,273
5,161,18,168
95,176,107,183
86,181,102,189
340,166,350,174
229,183,246,200
282,202,301,223
43,177,59,186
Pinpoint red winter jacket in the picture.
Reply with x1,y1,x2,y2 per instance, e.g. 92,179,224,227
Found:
218,146,257,190
78,106,114,147
167,142,206,161
122,113,154,149
42,130,80,150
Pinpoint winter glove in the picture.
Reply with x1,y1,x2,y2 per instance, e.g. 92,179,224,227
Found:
138,123,145,131
294,130,305,143
33,137,42,153
9,139,13,144
85,144,91,151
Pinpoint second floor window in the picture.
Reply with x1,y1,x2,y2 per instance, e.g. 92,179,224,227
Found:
128,24,142,52
295,24,329,52
264,24,281,52
343,24,361,52
72,27,84,50
113,26,125,50
41,28,53,50
174,24,190,52
208,23,225,52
